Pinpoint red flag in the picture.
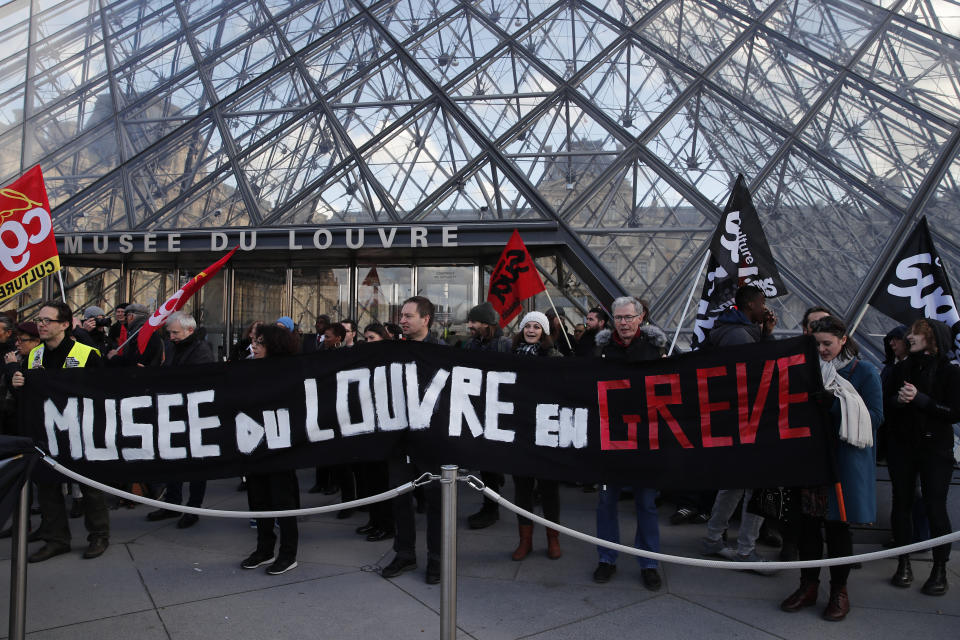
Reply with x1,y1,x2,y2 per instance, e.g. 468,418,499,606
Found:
0,166,60,303
137,248,238,353
487,229,545,327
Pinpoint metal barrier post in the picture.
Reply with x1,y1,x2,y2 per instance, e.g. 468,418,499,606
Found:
9,480,29,640
439,465,458,640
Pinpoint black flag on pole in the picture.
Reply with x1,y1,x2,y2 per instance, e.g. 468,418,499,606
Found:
691,174,787,349
869,216,960,356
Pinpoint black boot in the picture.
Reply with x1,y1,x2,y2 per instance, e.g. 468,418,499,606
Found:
467,502,499,529
921,562,949,596
890,555,913,588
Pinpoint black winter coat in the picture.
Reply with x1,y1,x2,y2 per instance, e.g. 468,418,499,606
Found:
594,325,668,362
164,328,215,367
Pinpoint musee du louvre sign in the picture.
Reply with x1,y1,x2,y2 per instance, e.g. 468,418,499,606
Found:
54,223,569,257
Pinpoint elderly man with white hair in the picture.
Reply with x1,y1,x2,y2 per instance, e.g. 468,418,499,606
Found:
591,295,669,591
145,311,215,528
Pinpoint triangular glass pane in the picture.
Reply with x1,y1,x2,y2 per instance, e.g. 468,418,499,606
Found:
520,3,622,80
413,159,551,221
712,30,838,130
448,47,558,141
898,0,960,34
192,0,270,60
25,78,113,158
28,44,109,119
639,0,749,73
473,1,558,36
753,148,900,316
800,78,953,205
51,173,128,233
148,167,252,230
272,162,386,224
502,96,628,213
922,149,960,248
270,0,360,53
575,39,692,135
646,87,783,206
328,54,431,147
373,0,462,43
301,16,394,93
112,34,197,111
32,3,104,76
855,18,960,125
362,103,484,216
32,120,120,208
206,26,287,100
221,64,313,150
591,0,664,26
763,0,886,67
405,8,503,88
237,110,347,217
128,116,227,227
120,74,208,156
104,3,184,70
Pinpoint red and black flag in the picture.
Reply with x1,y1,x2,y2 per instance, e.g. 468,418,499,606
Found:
487,229,545,327
691,174,786,348
869,217,959,356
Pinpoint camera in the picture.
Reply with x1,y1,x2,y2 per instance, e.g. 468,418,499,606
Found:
95,317,112,328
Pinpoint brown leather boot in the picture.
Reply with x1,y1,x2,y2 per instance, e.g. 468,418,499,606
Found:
780,579,819,612
546,528,562,559
822,585,849,621
512,524,533,561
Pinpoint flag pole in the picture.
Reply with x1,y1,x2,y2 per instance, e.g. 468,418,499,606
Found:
114,325,142,353
668,251,710,356
542,288,573,352
56,270,67,303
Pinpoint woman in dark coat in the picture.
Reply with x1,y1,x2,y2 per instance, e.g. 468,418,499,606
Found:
509,311,564,561
885,318,958,596
780,316,882,621
242,324,302,575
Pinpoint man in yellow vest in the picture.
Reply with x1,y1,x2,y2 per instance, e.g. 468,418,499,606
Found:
11,300,110,562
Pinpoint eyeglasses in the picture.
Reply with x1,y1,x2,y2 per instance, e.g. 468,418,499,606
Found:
15,336,38,342
613,314,639,322
35,317,60,325
253,338,265,345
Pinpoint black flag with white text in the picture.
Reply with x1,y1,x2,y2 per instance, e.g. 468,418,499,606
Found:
691,175,787,349
870,217,960,356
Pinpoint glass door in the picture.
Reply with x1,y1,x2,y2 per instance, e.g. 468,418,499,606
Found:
356,264,412,330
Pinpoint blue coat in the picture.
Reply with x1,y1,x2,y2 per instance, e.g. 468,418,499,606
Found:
826,359,883,523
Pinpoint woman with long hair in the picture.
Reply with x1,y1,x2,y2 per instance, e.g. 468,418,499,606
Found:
885,318,957,596
780,316,882,621
242,324,302,575
509,311,564,561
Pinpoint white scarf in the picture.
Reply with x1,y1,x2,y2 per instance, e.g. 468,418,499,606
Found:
819,356,873,448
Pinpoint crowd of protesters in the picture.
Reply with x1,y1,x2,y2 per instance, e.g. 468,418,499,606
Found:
0,284,955,617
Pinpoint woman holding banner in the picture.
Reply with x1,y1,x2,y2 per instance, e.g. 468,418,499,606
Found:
241,324,302,575
885,318,957,596
780,316,882,621
509,311,564,561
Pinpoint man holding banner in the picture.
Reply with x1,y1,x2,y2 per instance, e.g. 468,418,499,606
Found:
11,300,109,562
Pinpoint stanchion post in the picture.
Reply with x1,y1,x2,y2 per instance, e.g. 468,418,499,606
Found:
440,465,458,640
9,480,30,640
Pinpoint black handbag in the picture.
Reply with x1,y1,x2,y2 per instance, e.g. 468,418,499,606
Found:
746,487,792,521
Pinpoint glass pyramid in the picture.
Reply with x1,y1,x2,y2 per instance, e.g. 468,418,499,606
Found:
2,0,959,348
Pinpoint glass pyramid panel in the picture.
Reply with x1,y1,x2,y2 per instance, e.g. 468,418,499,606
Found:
37,120,121,209
104,2,184,71
472,1,558,35
639,0,750,73
898,0,960,34
763,0,886,67
221,64,313,150
148,167,252,230
519,2,622,81
271,0,361,54
51,173,129,233
300,16,394,93
205,25,288,101
0,127,22,184
922,149,960,248
404,7,503,89
111,34,197,111
272,161,387,225
0,48,28,132
590,0,664,26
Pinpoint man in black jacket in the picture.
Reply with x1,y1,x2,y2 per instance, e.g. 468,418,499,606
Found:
575,306,609,357
145,312,215,528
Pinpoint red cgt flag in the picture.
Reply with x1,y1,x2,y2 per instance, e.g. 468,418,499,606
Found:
137,248,238,353
0,166,60,303
487,229,545,327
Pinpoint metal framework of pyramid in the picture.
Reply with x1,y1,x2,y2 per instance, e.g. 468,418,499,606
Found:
2,0,959,347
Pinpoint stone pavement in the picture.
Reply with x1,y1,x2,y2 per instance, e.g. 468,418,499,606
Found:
0,468,956,639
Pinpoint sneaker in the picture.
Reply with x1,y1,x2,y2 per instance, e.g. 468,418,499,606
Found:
592,562,616,583
732,550,778,575
641,568,662,591
467,506,499,530
176,514,199,529
146,508,179,522
241,550,275,569
425,558,441,585
381,556,417,578
266,558,298,575
670,507,697,525
700,537,734,558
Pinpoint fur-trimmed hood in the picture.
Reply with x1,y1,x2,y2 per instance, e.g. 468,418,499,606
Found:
595,325,667,348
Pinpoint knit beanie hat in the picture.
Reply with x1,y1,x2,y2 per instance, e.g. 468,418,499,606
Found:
518,311,550,335
467,301,498,326
276,316,295,332
83,306,106,320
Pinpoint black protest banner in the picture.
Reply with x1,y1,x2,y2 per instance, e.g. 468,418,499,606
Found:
19,337,832,490
692,174,786,349
870,216,960,356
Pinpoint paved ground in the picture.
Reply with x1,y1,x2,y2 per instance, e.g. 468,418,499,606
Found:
0,467,957,639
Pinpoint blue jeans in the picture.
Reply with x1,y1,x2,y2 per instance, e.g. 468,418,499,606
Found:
596,485,659,569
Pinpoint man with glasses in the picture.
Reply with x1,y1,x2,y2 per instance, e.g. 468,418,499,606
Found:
591,296,669,591
11,300,110,562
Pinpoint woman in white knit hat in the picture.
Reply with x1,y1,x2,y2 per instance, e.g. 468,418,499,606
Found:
509,310,564,561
